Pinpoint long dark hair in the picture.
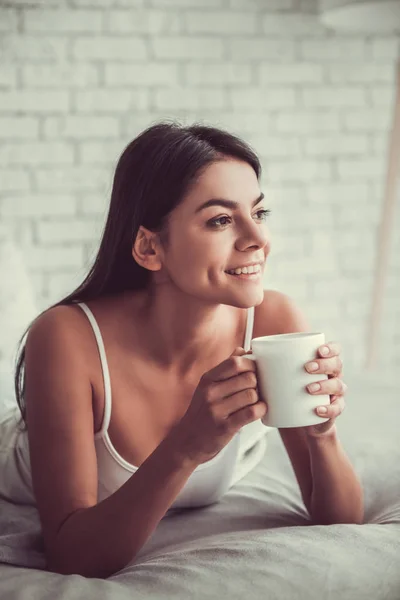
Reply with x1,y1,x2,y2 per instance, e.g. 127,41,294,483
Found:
14,119,262,429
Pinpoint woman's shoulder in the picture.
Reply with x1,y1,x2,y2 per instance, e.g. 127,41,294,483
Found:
25,303,101,378
254,289,309,338
28,303,89,344
253,288,287,337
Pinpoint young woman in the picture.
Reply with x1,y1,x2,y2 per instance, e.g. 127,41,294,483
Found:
5,122,362,579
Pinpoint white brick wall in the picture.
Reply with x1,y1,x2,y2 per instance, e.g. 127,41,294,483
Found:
0,0,399,378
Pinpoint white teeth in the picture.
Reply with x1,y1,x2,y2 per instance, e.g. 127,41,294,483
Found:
226,264,261,275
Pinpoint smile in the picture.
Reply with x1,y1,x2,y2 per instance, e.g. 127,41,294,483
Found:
225,271,262,281
225,265,261,276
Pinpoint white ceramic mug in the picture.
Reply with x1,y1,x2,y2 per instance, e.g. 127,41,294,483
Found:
243,332,330,428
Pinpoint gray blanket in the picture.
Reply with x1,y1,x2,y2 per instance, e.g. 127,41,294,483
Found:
0,370,399,600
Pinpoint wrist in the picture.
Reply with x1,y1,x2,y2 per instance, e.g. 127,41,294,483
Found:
306,424,338,446
164,426,200,471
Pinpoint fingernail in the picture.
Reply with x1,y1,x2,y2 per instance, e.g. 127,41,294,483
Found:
306,361,318,372
320,346,329,356
308,382,321,392
317,406,328,414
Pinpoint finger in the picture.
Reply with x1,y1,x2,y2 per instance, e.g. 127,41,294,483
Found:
205,348,254,382
318,342,342,357
307,378,347,396
315,395,345,419
305,355,343,377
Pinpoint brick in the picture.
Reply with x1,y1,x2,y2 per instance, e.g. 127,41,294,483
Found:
304,134,369,156
0,194,76,217
78,193,109,215
11,219,35,246
306,183,369,205
271,235,307,258
105,63,179,86
35,167,111,191
371,134,390,156
301,86,368,108
0,142,74,165
369,37,399,60
37,217,104,243
343,109,391,132
184,64,252,86
24,245,84,270
22,64,99,88
312,279,346,301
28,271,46,302
46,271,86,303
0,91,69,113
70,0,144,6
267,159,332,182
119,113,180,138
214,112,274,133
23,9,103,32
43,116,120,139
275,111,341,133
265,185,305,206
298,0,318,12
79,141,123,164
279,252,337,277
259,63,324,85
261,14,325,36
339,246,375,272
154,88,225,110
0,169,30,191
151,0,225,6
2,0,63,5
336,158,386,180
229,39,296,61
186,11,257,35
153,37,224,60
229,0,295,9
327,64,396,84
0,8,18,32
0,66,17,88
72,38,148,61
75,89,149,112
0,35,68,62
300,39,366,61
107,9,182,34
251,135,302,158
369,87,396,107
0,117,39,139
335,204,378,227
344,298,370,320
231,87,296,109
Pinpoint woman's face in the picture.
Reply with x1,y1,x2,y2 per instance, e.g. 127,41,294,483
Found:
155,158,271,306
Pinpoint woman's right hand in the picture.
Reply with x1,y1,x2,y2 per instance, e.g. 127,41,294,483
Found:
171,346,268,465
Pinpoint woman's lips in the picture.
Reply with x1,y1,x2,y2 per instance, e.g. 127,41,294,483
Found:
225,271,262,281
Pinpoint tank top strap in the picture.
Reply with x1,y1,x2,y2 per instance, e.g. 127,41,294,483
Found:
243,306,255,352
77,302,112,435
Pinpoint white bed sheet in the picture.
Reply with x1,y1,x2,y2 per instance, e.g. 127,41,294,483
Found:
0,369,399,600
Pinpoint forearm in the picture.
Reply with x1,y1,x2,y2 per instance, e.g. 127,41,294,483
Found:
307,426,364,525
48,433,198,578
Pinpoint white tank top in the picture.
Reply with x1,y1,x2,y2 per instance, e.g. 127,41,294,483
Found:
77,302,267,512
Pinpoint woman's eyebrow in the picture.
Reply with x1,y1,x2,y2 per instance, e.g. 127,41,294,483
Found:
195,193,264,214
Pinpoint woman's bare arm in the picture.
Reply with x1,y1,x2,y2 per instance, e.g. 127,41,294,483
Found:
25,307,197,578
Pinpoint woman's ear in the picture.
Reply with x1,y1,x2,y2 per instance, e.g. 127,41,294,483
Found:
132,226,162,272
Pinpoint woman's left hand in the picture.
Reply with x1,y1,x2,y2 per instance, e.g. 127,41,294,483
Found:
303,342,347,438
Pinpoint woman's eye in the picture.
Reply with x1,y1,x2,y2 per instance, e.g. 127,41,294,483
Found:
208,209,271,229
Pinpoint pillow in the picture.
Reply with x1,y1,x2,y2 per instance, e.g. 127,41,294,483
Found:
0,226,38,416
